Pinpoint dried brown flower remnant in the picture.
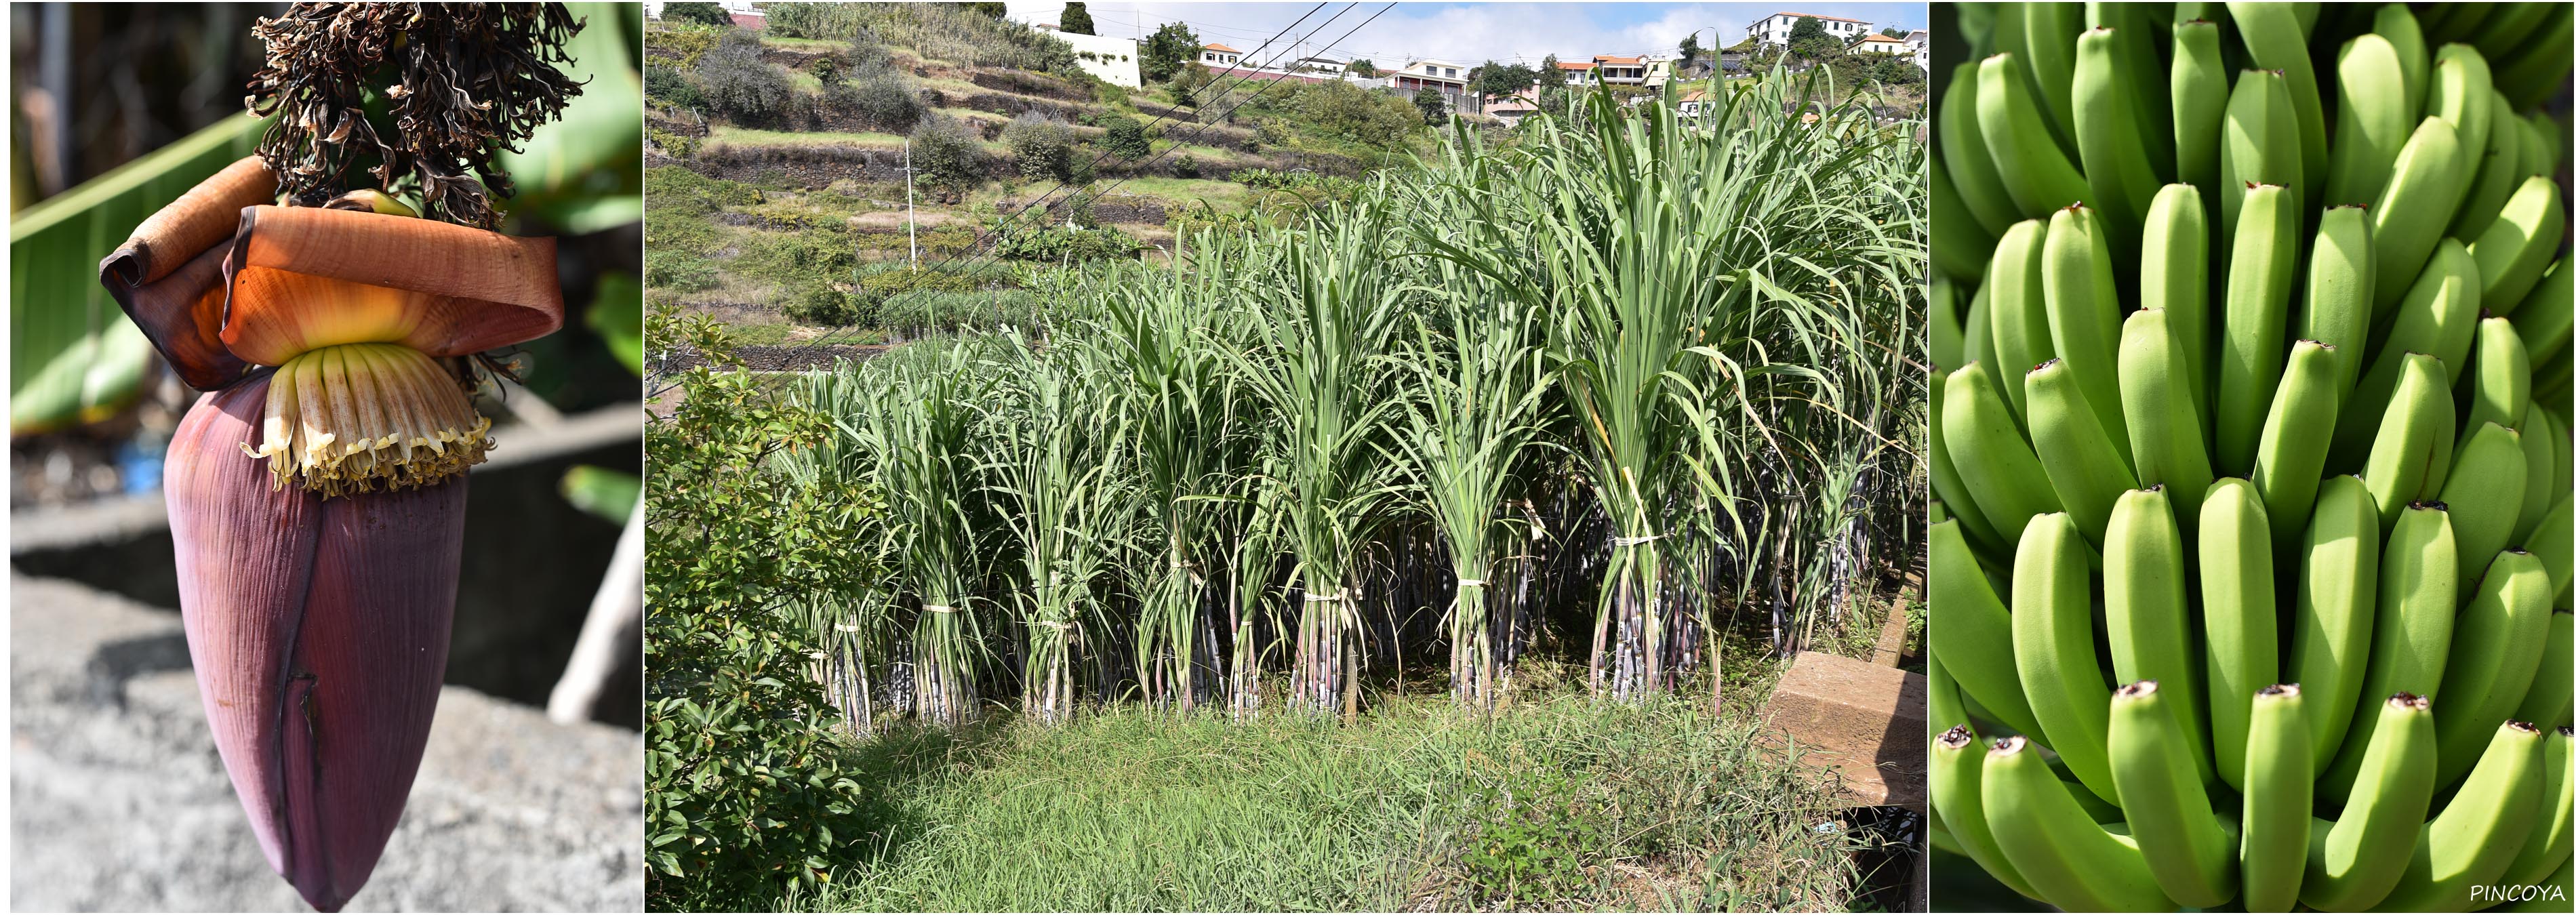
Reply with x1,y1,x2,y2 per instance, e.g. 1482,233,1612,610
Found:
245,2,586,228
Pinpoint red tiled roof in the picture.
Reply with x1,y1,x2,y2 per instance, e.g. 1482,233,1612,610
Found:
1555,60,1596,70
1204,43,1241,53
1594,55,1641,64
1857,34,1906,43
1771,12,1867,23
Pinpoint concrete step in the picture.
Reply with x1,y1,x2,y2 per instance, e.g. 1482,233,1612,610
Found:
1763,649,1927,811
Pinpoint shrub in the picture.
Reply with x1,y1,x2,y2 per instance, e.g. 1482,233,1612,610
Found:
649,127,702,159
782,284,858,325
645,255,722,291
1100,115,1150,159
1457,769,1609,907
1413,89,1449,124
645,64,704,109
1295,80,1422,146
807,55,843,85
909,113,984,194
1168,62,1215,106
1003,111,1075,182
991,223,1142,264
646,24,722,68
1066,148,1096,186
761,2,1076,75
1171,152,1200,178
696,30,792,123
833,62,924,132
660,2,733,28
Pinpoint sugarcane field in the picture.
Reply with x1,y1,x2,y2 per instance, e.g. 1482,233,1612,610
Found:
641,2,1930,910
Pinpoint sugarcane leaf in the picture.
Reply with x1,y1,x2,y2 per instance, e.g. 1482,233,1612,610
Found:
560,464,641,524
586,270,645,376
9,113,268,434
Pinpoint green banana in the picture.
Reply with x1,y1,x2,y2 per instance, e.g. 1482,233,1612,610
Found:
2512,611,2573,727
2021,3,2085,159
2531,500,2574,607
2501,727,2573,888
2443,423,2533,601
2332,241,2480,471
2227,2,2327,201
2516,402,2560,547
1981,734,2174,912
1931,277,1963,369
2251,340,2341,556
2515,259,2572,371
2119,308,2216,522
2107,680,2239,908
2452,88,2528,240
2370,117,2470,317
2289,475,2383,768
2041,205,2133,467
1987,220,2054,417
2200,477,2273,793
2104,487,2212,785
1932,725,2042,901
2072,27,2161,239
2170,18,2229,208
2468,308,2539,424
2375,720,2551,912
1977,54,2092,218
2495,5,2576,110
1939,60,2021,235
2321,501,2460,804
1929,646,1966,738
2428,44,2495,192
2014,512,2120,805
2141,184,2211,430
2432,550,2555,789
2322,33,2413,207
2240,684,2312,913
2216,182,2297,478
1944,361,2064,546
2470,176,2569,315
2028,359,2137,545
2300,205,2375,395
2301,693,2439,912
1963,274,1995,370
1931,162,1994,284
2085,2,2174,180
1931,367,2007,554
2468,3,2555,63
2361,353,2461,531
2218,70,2304,250
1930,518,2045,741
2372,4,2429,124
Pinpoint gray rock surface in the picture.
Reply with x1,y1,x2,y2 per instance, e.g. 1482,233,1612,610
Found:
11,575,642,912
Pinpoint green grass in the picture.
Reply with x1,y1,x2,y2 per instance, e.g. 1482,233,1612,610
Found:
763,35,851,52
785,689,1877,912
707,125,910,148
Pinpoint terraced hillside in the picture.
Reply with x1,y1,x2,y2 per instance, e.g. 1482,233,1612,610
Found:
643,3,1436,348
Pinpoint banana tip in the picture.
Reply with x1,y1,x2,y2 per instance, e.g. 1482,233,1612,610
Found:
2115,679,2160,697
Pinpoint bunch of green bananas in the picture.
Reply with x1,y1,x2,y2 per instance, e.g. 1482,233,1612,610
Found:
1927,3,2575,911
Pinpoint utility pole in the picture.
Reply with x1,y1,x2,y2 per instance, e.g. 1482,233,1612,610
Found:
904,138,919,270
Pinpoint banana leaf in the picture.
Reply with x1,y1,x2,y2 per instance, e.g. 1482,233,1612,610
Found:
10,114,268,434
501,1,643,232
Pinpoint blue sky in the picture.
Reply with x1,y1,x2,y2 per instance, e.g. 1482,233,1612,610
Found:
1003,2,1924,68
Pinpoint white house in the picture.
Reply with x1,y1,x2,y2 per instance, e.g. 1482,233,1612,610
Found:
1291,55,1347,75
1643,54,1677,89
1677,89,1716,119
1392,59,1471,94
1200,43,1243,68
1553,59,1598,87
1594,55,1647,85
1034,26,1142,87
1746,12,1874,48
1853,33,1910,55
1904,28,1930,72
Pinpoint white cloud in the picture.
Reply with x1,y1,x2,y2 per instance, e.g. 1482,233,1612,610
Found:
1005,2,1919,67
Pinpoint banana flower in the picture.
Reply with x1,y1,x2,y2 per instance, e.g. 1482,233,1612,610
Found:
100,155,561,911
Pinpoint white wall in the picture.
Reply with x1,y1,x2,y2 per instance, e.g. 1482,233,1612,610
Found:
1051,29,1141,87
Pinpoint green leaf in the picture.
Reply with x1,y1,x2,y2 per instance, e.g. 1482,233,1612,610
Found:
561,464,642,524
500,1,642,232
10,114,269,434
586,270,645,377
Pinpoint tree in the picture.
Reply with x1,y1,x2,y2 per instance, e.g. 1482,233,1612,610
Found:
1141,22,1201,82
1348,58,1377,78
1539,54,1566,88
1100,115,1151,159
1413,88,1448,124
1882,26,1907,37
1060,2,1095,35
1470,60,1538,98
662,2,733,28
961,2,1009,19
1679,33,1702,62
1787,15,1830,44
1788,16,1842,62
696,28,792,123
